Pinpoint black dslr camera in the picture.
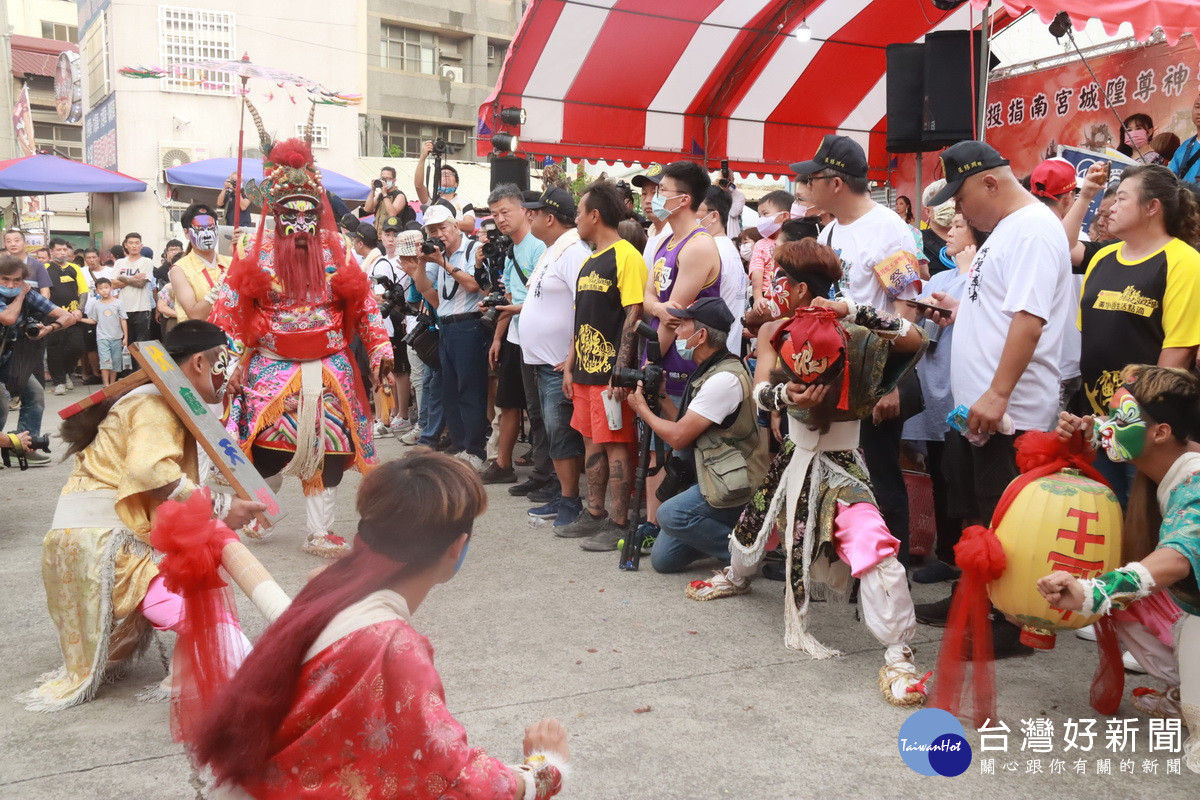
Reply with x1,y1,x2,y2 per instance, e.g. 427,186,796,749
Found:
477,220,512,332
372,275,407,320
609,321,665,403
1,432,50,470
421,236,446,256
432,138,448,155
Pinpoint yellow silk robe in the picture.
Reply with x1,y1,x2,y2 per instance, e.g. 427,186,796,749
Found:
19,388,197,711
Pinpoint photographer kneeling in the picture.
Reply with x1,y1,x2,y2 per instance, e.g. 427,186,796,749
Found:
627,297,767,573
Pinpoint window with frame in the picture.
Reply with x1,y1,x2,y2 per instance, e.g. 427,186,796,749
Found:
83,12,110,106
380,24,436,75
381,118,470,158
294,122,330,149
158,6,236,96
34,122,84,160
42,22,79,43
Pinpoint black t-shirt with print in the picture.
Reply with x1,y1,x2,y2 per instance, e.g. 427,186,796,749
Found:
46,262,84,311
572,240,647,386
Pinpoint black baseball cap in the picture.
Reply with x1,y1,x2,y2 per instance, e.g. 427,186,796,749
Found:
354,222,378,247
667,296,734,333
524,186,576,218
631,162,664,188
381,215,402,232
927,141,1011,205
789,135,869,179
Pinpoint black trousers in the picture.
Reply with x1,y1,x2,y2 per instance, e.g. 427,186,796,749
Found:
860,414,910,565
926,437,962,565
250,446,351,488
45,325,85,386
126,310,152,343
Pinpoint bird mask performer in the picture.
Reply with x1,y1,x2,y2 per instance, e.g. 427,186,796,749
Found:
1041,365,1200,773
170,203,231,324
684,240,932,707
188,452,571,799
210,104,393,558
18,321,263,712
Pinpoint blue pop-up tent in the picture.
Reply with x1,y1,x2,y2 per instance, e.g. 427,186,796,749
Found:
0,153,146,196
165,157,370,202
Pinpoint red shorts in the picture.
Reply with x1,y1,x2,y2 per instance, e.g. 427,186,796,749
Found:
570,383,637,444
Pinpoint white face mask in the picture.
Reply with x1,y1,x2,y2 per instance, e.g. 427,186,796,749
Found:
756,214,782,238
739,241,754,261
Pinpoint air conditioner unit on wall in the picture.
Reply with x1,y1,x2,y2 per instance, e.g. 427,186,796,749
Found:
160,143,208,172
441,65,464,83
446,129,467,146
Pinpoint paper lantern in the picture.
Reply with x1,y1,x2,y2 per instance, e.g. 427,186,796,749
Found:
988,469,1123,649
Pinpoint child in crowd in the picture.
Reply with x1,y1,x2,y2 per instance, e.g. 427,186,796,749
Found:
91,278,126,386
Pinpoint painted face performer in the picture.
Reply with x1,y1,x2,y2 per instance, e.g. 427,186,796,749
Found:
170,203,231,324
18,321,262,712
187,453,571,799
684,240,933,707
1042,365,1200,773
210,106,393,557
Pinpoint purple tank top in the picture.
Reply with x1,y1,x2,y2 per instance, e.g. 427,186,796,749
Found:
650,226,721,396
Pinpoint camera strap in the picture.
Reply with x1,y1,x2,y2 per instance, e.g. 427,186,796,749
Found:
440,240,477,302
509,246,531,288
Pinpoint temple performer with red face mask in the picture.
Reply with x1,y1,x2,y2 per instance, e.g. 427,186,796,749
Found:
210,110,392,558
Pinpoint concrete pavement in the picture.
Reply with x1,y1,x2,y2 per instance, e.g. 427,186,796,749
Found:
0,389,1193,798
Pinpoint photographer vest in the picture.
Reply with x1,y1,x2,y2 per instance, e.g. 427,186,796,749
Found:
686,356,768,508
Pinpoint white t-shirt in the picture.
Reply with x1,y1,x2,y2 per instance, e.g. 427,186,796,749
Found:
687,371,743,424
1059,274,1084,381
714,235,747,351
112,256,154,312
819,204,919,312
366,250,406,337
520,229,591,367
82,265,115,296
643,225,671,271
950,202,1073,432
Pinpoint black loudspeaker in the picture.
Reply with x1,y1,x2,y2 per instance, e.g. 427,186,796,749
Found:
490,156,530,192
886,44,934,154
923,30,993,147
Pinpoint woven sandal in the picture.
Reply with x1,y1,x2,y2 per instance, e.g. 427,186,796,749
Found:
1132,686,1182,718
878,661,931,708
302,532,350,559
685,568,751,601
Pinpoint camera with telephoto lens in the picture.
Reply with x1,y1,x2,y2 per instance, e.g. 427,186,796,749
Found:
609,321,665,401
402,313,435,346
1,431,50,470
372,275,407,320
479,290,508,333
432,138,448,155
24,318,44,339
421,236,446,256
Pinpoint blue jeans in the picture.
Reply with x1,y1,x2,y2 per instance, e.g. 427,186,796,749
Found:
534,363,584,461
650,483,743,573
436,318,489,459
418,364,444,444
18,374,44,437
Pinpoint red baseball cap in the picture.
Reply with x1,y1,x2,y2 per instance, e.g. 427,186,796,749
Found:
1030,159,1078,199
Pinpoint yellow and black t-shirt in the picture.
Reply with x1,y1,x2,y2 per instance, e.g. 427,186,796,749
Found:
1079,238,1200,414
573,239,648,385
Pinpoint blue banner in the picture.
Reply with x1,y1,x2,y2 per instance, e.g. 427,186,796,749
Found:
84,93,117,171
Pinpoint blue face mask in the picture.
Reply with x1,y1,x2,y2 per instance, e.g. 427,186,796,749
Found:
674,330,699,361
439,186,457,195
651,192,673,222
0,285,20,299
453,538,470,574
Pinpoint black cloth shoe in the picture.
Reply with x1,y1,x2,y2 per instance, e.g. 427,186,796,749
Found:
527,484,559,503
480,461,518,484
913,559,962,584
509,476,552,497
914,583,956,627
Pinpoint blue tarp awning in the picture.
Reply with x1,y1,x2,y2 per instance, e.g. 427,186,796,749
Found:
165,157,370,202
0,153,146,197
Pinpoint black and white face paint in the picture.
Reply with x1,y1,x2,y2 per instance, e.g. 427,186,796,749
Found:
188,214,219,251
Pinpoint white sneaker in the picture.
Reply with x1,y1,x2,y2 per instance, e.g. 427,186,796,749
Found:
455,451,485,471
399,427,422,446
1123,650,1148,674
1075,624,1097,642
372,421,390,438
65,376,74,390
53,384,66,395
390,417,413,436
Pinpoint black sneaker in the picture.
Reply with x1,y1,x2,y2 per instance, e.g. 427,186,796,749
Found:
509,476,552,497
479,461,518,484
528,483,559,504
988,617,1035,660
913,559,962,584
914,583,956,627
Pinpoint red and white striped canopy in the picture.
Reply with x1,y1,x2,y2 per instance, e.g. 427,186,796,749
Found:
975,0,1200,47
477,0,1013,179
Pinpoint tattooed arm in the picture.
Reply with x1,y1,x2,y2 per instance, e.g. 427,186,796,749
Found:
609,303,643,402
